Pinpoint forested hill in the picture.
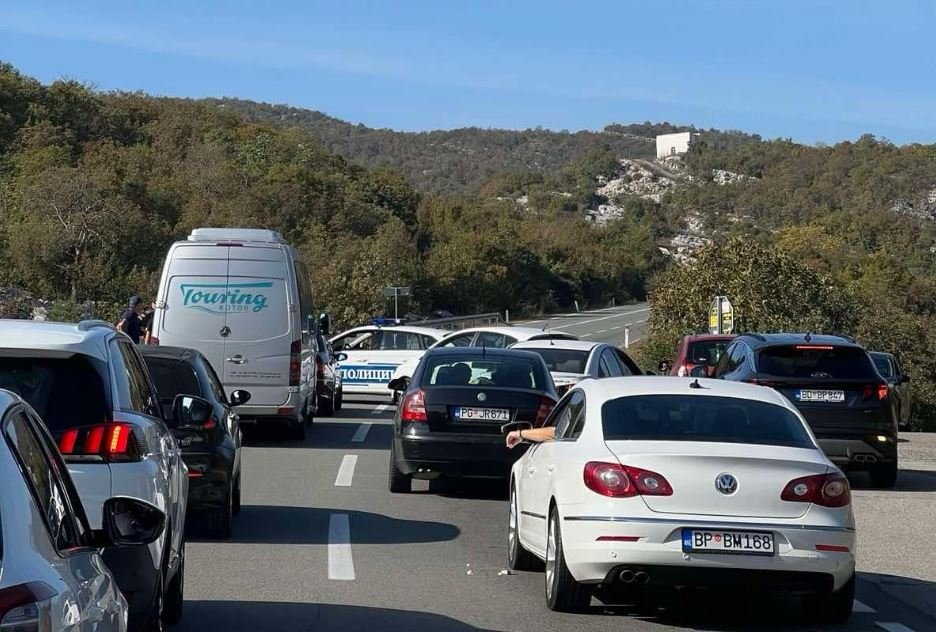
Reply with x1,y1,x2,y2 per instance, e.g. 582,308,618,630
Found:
201,98,757,194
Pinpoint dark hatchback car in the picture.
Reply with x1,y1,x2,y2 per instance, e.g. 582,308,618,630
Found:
713,334,899,487
389,347,558,493
869,351,912,429
314,331,343,416
140,346,249,537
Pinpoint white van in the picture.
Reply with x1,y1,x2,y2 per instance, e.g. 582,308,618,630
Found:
150,228,316,439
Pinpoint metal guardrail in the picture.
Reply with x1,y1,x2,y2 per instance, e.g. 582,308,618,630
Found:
406,312,502,331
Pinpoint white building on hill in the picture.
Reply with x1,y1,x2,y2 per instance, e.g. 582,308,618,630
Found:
656,131,701,159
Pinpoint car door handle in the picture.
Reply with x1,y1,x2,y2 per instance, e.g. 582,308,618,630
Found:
226,355,247,364
527,467,536,475
547,465,556,474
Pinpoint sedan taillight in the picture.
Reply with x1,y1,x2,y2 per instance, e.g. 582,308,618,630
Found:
583,462,673,498
400,389,427,423
781,473,850,508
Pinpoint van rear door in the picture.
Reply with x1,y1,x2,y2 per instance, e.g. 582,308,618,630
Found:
159,244,230,376
223,246,293,407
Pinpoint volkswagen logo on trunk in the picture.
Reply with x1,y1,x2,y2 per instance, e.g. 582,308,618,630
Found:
477,392,487,402
715,473,738,495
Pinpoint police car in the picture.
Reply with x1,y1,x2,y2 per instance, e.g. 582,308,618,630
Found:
329,320,448,397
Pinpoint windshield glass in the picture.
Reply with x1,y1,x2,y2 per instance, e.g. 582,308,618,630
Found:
423,356,548,390
524,348,588,374
688,341,730,366
602,394,813,448
143,357,202,405
872,356,894,378
758,345,875,379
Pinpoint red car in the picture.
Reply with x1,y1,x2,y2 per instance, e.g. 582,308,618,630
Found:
667,334,736,377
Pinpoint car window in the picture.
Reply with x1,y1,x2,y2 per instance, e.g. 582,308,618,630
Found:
440,333,475,347
615,349,639,376
144,357,202,406
688,341,731,367
558,391,586,440
601,394,814,448
713,342,735,377
333,331,374,351
422,356,549,390
4,411,83,552
872,356,894,379
524,348,588,374
113,341,160,417
601,349,624,377
202,358,228,402
547,396,574,434
475,332,510,348
375,331,425,350
758,345,876,379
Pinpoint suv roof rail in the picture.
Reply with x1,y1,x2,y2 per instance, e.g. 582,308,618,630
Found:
77,320,116,332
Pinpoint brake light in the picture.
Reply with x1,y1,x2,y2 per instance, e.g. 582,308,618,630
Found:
401,389,427,423
289,340,302,386
57,422,142,462
861,384,889,401
583,462,673,498
535,396,556,426
794,345,835,350
877,384,888,400
202,416,219,431
781,473,850,508
0,582,56,630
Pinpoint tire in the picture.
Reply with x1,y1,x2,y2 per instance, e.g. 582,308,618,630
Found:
388,444,412,493
508,485,541,571
208,487,234,539
143,567,165,632
232,474,242,516
545,507,591,612
163,540,185,624
318,389,335,417
869,461,898,489
334,388,343,412
803,573,854,624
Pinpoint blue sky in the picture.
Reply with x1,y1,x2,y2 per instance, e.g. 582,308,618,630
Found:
2,0,935,144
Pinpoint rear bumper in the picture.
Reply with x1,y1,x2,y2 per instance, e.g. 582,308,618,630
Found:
558,513,856,592
797,406,897,468
394,433,524,478
236,391,302,421
183,450,234,511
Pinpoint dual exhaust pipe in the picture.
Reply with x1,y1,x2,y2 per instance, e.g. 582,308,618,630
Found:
618,569,650,585
853,454,878,463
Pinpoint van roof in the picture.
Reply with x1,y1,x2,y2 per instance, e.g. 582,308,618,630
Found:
188,228,286,244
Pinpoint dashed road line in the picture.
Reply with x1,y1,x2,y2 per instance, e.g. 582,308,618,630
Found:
334,455,358,487
551,307,650,331
351,422,372,443
876,623,914,632
372,404,389,415
853,600,875,613
328,513,355,581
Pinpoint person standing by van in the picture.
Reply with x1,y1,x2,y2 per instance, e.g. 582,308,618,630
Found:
117,295,144,343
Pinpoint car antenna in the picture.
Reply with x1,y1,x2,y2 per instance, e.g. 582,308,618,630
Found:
689,379,705,389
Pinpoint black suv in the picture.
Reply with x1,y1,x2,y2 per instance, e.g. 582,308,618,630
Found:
713,333,898,488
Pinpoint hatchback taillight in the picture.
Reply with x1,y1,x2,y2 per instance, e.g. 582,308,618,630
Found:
583,462,673,498
535,396,556,426
861,384,889,401
289,340,302,386
0,582,56,631
781,473,850,508
400,389,427,423
57,422,144,462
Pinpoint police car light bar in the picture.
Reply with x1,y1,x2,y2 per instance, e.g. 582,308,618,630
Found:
371,317,406,327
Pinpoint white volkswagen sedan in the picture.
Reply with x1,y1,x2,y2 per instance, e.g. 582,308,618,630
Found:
508,377,856,622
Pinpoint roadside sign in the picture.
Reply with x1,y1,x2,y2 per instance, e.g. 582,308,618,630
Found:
383,286,411,298
708,296,734,335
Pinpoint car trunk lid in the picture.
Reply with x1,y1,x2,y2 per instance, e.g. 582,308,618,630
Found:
424,387,545,434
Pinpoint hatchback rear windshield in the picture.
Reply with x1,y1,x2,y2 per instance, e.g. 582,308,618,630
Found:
143,357,202,404
525,349,588,374
871,356,894,379
0,356,110,431
601,394,813,448
423,356,549,390
757,345,875,379
688,341,730,366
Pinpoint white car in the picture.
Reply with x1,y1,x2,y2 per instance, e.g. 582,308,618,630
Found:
329,325,448,397
0,320,189,631
0,388,166,632
388,326,579,397
508,377,856,623
509,340,642,395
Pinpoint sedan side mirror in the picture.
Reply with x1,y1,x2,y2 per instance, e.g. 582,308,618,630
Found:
229,390,252,407
336,352,348,362
97,497,165,547
500,421,533,435
172,394,214,429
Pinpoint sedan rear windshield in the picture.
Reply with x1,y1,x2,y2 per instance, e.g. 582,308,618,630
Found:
423,356,548,390
525,349,588,374
0,356,110,431
602,394,813,448
757,345,875,379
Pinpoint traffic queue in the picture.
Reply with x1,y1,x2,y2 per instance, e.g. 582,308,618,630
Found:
0,226,903,630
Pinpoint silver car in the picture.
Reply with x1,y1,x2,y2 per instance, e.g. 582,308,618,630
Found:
0,389,166,632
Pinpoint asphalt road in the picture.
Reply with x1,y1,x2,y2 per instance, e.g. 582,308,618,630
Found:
521,303,650,347
174,395,936,632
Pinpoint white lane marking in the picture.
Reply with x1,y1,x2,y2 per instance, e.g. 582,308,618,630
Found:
351,423,372,442
852,600,875,613
551,307,651,330
334,455,358,487
876,623,914,632
328,513,355,580
596,329,608,334
372,404,390,415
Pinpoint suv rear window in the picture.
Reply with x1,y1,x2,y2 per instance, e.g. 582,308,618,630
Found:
688,341,730,366
0,356,110,431
757,345,875,379
423,356,549,390
602,394,813,448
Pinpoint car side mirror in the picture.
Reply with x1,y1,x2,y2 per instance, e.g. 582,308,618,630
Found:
500,421,533,435
229,390,252,407
96,497,165,547
172,394,213,429
336,352,348,362
388,377,408,392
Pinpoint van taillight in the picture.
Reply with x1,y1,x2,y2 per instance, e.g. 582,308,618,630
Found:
290,340,302,386
57,422,143,462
